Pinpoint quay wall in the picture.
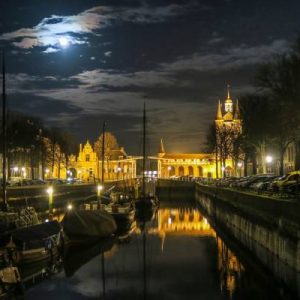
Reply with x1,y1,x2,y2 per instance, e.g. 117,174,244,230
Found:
157,179,300,295
4,179,136,211
156,179,195,201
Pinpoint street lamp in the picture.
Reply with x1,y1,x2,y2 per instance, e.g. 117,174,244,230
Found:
266,155,273,173
97,184,103,209
46,186,54,216
117,167,121,181
237,162,243,177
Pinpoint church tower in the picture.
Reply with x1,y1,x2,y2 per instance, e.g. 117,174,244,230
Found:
215,85,242,177
215,85,241,129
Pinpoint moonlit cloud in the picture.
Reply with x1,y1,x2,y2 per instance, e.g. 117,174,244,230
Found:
1,2,204,51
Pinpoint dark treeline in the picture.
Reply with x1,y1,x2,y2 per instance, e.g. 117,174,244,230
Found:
0,110,77,179
207,38,300,176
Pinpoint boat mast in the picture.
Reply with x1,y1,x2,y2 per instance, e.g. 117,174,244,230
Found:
101,121,106,185
1,51,7,211
101,122,106,298
142,102,146,198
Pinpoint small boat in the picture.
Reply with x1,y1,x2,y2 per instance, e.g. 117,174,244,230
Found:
0,249,22,298
62,210,117,241
102,192,135,223
6,220,62,265
135,103,159,217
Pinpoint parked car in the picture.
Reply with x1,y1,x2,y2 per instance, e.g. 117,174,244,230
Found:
237,174,274,189
271,171,300,192
45,179,64,185
251,176,278,192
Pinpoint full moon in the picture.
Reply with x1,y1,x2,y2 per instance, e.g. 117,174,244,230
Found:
59,36,69,47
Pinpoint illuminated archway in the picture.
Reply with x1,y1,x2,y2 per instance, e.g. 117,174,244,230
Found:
169,166,175,177
188,166,194,176
198,166,203,177
178,166,184,176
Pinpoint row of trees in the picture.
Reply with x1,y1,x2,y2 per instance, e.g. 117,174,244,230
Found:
207,38,300,176
1,111,77,179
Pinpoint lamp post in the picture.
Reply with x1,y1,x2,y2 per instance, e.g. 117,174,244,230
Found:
46,186,54,216
266,155,273,173
97,184,103,209
237,162,243,178
45,168,50,179
117,167,121,181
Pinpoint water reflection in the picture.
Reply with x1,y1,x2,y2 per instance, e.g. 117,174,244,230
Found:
217,236,244,299
24,204,293,300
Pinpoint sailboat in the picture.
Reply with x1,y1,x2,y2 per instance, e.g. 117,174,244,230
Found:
62,121,117,242
100,122,135,226
135,103,158,215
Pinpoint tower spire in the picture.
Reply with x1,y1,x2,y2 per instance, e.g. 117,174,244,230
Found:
234,99,241,119
227,84,231,99
216,99,223,120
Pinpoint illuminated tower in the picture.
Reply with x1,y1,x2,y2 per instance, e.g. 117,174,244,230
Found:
215,85,242,177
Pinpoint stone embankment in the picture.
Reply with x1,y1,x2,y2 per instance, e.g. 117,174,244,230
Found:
157,179,300,295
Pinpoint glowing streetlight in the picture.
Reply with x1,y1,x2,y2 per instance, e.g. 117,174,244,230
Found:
237,162,243,177
13,166,18,172
266,155,273,164
97,184,103,209
67,204,73,211
46,186,54,215
266,155,273,173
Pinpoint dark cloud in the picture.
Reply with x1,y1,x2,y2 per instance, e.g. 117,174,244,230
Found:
1,0,300,153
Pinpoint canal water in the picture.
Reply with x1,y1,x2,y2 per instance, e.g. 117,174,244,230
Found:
24,201,296,300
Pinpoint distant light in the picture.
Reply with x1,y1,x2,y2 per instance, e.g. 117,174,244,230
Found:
221,167,225,171
67,204,73,210
46,187,54,195
21,167,25,172
168,217,172,225
237,162,243,168
45,168,50,174
59,36,69,48
13,167,18,172
97,185,103,192
266,155,273,164
45,219,49,223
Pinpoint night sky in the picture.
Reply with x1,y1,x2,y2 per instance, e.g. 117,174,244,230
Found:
1,0,300,154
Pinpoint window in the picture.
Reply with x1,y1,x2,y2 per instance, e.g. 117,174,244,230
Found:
86,154,90,161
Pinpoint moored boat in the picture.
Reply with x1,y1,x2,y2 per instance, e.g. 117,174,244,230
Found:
62,210,117,241
6,220,62,265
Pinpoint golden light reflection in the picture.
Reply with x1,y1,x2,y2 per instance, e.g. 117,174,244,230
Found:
156,208,215,237
150,207,244,297
217,237,244,298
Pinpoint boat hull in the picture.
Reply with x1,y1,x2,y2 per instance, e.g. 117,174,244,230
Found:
62,210,117,240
